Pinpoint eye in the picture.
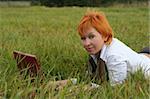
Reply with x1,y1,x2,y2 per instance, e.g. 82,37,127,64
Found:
88,34,95,39
81,37,86,40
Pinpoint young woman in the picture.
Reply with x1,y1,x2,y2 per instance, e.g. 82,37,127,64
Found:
77,11,150,86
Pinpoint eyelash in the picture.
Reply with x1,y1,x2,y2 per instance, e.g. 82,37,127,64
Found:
89,35,95,39
81,35,95,40
81,37,86,40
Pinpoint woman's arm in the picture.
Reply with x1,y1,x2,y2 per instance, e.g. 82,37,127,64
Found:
107,55,128,86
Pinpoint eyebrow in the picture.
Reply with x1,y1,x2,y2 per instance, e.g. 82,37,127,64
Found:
88,32,94,35
81,32,94,38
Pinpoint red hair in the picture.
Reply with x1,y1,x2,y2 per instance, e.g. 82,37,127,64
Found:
77,11,113,45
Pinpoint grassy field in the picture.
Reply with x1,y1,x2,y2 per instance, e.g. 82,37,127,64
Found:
0,6,149,98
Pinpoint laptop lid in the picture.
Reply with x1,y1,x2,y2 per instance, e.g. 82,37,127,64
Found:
13,50,41,77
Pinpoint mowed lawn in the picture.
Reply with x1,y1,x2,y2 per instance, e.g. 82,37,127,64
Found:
0,6,149,98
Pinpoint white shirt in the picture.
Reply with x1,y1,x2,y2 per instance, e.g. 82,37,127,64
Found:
91,38,150,86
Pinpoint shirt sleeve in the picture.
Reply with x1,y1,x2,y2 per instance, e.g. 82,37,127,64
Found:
107,54,127,86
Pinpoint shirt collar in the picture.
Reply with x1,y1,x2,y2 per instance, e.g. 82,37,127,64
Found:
100,44,107,59
90,44,107,63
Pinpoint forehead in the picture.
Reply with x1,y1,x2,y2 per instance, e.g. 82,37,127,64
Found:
81,27,99,37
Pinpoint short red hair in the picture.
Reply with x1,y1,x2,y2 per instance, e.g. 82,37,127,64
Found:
77,11,113,45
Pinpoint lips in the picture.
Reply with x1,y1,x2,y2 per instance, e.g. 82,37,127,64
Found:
85,47,94,52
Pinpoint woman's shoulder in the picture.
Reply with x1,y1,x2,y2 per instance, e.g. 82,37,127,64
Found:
100,38,128,62
110,38,126,47
105,38,144,61
107,38,127,53
104,38,133,59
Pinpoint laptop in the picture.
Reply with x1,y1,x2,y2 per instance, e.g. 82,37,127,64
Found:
13,50,41,77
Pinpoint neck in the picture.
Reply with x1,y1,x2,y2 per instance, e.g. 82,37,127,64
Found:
95,50,101,60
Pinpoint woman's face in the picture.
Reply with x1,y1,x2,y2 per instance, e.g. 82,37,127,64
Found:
80,27,106,55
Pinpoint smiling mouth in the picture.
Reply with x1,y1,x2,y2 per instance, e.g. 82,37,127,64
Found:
86,47,94,52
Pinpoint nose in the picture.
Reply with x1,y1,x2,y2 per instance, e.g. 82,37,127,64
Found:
83,38,91,47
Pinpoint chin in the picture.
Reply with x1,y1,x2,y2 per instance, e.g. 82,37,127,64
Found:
88,52,97,55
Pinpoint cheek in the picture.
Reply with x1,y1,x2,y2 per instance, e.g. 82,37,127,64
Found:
95,39,105,49
81,41,86,47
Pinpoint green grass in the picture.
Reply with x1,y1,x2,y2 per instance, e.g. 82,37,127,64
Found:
0,6,149,98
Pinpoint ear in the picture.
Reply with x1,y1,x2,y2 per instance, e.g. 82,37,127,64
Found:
103,36,108,42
